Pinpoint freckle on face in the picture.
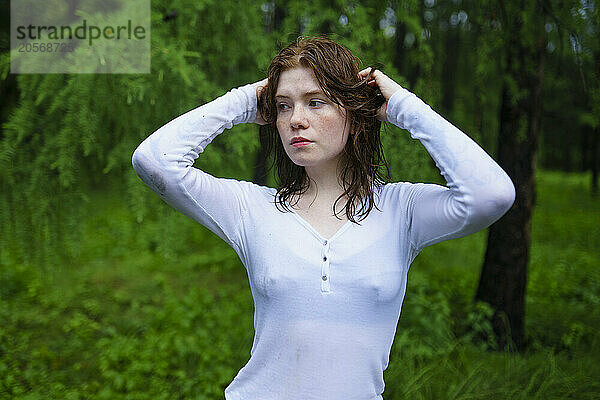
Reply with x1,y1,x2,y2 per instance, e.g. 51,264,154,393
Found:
274,66,350,169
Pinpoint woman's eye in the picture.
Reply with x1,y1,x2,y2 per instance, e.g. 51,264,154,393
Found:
277,103,290,111
309,100,325,107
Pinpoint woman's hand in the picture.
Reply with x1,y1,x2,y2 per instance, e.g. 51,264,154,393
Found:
251,78,269,125
358,68,403,122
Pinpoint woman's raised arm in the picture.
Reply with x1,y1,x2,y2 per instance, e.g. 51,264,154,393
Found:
360,68,516,252
131,80,267,253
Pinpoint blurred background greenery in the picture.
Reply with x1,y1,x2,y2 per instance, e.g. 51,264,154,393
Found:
1,0,599,398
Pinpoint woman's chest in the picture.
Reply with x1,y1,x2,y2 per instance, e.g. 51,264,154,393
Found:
241,208,409,304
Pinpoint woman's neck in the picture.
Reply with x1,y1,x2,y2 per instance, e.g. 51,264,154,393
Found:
302,163,349,202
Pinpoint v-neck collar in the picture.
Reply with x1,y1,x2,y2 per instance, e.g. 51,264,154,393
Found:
269,187,381,243
287,207,353,243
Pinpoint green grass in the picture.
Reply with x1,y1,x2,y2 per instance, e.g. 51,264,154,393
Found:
1,169,599,399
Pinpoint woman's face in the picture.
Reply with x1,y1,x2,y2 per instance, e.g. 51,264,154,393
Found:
275,66,350,171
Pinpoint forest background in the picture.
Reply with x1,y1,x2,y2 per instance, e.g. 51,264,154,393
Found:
1,0,599,398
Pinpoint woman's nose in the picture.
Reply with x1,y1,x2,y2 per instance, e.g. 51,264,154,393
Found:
290,105,308,129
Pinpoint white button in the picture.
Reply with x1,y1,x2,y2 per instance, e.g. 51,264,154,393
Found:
322,275,328,281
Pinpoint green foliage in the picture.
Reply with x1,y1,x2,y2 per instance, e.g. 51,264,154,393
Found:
4,0,592,266
2,170,598,399
0,0,444,265
1,0,272,266
1,0,598,395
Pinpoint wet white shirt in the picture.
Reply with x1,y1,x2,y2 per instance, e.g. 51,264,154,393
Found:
132,83,515,400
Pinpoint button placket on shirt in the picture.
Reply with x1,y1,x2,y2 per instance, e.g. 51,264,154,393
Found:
321,239,331,292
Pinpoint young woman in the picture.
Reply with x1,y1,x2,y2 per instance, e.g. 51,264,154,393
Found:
132,36,515,400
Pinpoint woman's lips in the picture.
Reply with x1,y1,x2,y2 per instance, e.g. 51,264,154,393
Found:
291,141,313,148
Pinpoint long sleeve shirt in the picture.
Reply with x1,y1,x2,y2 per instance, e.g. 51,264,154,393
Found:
132,83,515,400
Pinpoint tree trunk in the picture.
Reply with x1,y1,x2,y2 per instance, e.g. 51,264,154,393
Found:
252,2,284,186
475,3,546,351
407,0,425,91
253,133,270,185
592,50,600,194
582,126,590,171
393,22,407,78
592,125,599,194
441,27,459,116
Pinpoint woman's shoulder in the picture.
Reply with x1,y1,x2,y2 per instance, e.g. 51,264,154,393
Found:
234,179,439,209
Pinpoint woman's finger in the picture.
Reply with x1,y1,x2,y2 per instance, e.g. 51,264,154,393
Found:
359,68,383,89
358,67,377,78
358,67,371,76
